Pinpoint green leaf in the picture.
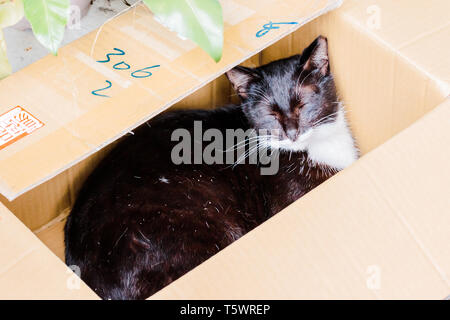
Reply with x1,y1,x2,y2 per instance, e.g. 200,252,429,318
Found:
0,0,24,28
23,0,69,55
143,0,223,62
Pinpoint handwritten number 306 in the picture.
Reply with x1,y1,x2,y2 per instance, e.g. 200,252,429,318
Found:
92,48,160,97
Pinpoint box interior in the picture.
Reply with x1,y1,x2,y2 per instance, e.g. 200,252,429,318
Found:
0,4,447,298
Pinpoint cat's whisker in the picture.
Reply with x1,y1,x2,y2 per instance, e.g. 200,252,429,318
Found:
229,148,254,168
229,139,273,169
311,111,341,128
220,135,274,152
295,66,308,98
315,113,337,124
252,91,271,102
286,162,297,174
66,37,360,300
234,142,262,164
312,114,336,126
247,88,272,105
299,69,316,88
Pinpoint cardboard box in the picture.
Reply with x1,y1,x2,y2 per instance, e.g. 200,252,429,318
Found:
0,0,449,299
0,202,97,299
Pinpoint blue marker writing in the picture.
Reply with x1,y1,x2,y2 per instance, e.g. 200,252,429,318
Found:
256,21,299,38
97,48,126,63
131,65,161,78
92,80,112,98
113,61,131,70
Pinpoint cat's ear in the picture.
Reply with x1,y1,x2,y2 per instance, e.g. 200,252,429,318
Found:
226,66,260,99
300,36,329,76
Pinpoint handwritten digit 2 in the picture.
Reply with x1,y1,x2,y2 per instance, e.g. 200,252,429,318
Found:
91,80,112,98
92,48,161,97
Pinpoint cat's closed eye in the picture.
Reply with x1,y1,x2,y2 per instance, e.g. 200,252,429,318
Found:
64,35,358,301
269,105,283,119
293,103,305,114
269,112,282,120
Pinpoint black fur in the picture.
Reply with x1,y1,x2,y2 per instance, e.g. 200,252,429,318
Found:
65,36,341,299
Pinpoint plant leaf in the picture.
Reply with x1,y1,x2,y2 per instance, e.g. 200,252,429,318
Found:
0,0,24,28
143,0,223,62
23,0,69,55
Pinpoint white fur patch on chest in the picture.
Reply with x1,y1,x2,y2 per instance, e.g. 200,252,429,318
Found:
269,107,358,170
304,108,358,170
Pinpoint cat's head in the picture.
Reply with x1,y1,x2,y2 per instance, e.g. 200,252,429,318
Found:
226,36,340,152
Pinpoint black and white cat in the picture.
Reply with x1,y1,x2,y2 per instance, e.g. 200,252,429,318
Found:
65,36,358,299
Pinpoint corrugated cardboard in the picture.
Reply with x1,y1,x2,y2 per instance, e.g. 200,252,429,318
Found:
0,0,342,202
0,202,97,299
152,98,450,300
150,0,450,299
0,0,449,299
341,0,450,94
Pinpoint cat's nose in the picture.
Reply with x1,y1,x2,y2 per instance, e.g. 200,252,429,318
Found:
286,128,299,141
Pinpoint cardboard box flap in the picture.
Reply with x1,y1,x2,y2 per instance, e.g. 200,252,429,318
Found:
0,202,98,299
151,98,450,299
341,0,450,96
0,0,342,201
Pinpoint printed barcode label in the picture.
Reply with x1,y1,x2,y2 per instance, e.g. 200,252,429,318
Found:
0,106,44,150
